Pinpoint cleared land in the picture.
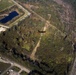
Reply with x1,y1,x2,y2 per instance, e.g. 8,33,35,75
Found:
0,0,75,75
36,26,73,75
15,0,74,75
20,0,76,40
0,0,14,11
21,0,64,32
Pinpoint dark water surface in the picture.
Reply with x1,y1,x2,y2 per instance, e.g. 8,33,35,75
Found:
0,11,19,23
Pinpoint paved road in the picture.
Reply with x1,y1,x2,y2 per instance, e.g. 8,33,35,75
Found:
9,0,31,27
0,14,8,17
18,69,22,74
0,24,9,28
0,57,30,74
0,24,9,33
0,58,9,64
0,1,31,74
1,66,13,75
11,0,30,15
13,62,30,73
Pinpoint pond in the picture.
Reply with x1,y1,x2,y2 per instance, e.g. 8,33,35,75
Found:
0,11,19,23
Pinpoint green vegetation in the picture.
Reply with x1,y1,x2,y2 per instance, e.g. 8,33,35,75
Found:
0,0,75,75
0,62,11,74
0,14,45,74
64,0,76,12
0,14,44,55
36,26,73,75
4,72,9,75
20,0,64,32
20,71,28,75
0,0,14,11
0,4,24,27
11,66,20,72
63,0,76,32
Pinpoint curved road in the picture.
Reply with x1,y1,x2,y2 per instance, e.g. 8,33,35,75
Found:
0,57,30,75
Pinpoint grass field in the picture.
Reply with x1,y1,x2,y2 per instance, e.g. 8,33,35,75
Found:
21,0,65,32
11,66,20,72
20,71,28,75
0,0,14,11
0,62,11,74
0,0,75,75
36,26,73,75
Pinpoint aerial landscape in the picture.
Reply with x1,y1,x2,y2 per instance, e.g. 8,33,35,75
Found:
0,0,76,75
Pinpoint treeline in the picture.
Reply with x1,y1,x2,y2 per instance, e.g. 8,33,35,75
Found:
12,47,70,75
0,14,43,54
11,47,54,75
